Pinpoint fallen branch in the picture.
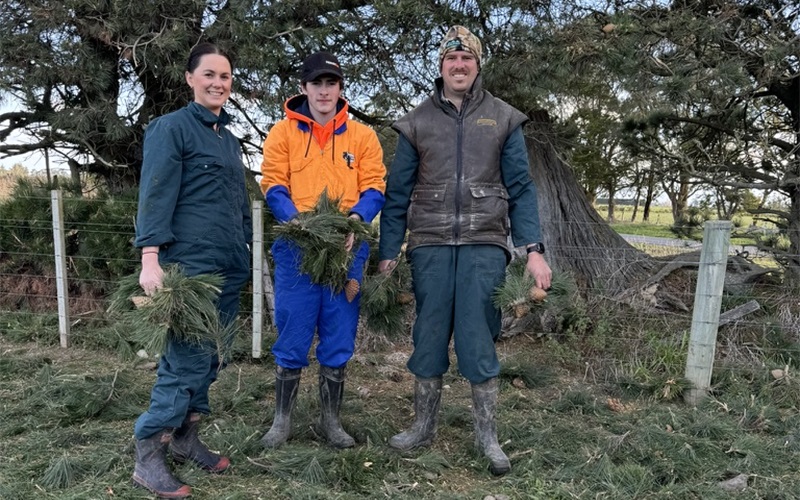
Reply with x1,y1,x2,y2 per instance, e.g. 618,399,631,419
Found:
718,300,761,327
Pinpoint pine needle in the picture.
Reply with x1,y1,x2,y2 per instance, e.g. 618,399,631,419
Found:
404,451,452,472
361,258,412,337
107,264,231,356
299,456,328,484
273,191,373,291
40,452,84,489
493,258,573,310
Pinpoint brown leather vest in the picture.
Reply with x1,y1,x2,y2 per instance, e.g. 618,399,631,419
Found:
393,77,527,252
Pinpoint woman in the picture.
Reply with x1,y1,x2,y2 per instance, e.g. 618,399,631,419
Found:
132,42,251,498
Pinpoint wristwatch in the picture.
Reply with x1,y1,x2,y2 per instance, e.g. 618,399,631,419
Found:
526,242,545,255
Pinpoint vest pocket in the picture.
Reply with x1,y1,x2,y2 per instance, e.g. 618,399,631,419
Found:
468,183,509,234
408,184,447,235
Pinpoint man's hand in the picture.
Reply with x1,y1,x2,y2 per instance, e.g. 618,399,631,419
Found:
345,213,362,253
378,259,397,275
525,252,552,290
139,252,164,296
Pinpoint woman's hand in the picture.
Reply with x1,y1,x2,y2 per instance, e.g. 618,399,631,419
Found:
139,250,164,296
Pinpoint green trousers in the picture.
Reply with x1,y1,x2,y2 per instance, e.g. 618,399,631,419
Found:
407,244,507,384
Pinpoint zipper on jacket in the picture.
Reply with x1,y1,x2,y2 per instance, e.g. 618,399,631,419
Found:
454,115,463,243
453,96,471,244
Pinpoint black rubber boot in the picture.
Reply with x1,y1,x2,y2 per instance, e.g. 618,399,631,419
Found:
132,430,192,498
389,377,442,451
261,366,301,449
170,413,230,473
317,365,355,448
471,377,511,476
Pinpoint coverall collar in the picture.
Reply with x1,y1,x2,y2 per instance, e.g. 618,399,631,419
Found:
188,101,231,128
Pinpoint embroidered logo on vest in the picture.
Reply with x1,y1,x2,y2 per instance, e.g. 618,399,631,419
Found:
476,118,497,126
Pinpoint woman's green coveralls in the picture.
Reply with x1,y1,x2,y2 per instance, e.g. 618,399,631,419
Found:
133,102,251,440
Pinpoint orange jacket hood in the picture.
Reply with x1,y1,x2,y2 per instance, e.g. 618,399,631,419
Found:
284,94,350,154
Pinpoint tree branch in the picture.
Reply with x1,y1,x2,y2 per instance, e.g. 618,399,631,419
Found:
661,115,795,153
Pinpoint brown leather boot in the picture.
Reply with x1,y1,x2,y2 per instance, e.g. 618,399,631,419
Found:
132,429,192,498
170,413,230,473
389,377,442,451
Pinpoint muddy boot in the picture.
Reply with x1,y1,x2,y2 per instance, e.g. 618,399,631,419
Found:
170,413,230,473
471,377,511,476
389,377,442,451
317,365,355,448
132,430,192,498
261,366,301,449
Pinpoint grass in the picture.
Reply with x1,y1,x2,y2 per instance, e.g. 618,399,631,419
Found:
598,205,771,250
3,296,800,499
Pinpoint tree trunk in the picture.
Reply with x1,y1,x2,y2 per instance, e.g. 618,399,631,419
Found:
788,186,800,290
606,180,617,222
643,170,655,222
631,186,641,222
525,111,655,294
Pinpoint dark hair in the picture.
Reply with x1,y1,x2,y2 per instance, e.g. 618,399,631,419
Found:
187,42,233,73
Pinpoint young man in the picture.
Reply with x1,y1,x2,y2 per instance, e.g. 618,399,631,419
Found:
378,26,551,475
260,51,386,449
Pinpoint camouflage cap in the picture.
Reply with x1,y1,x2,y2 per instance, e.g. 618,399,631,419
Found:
438,25,482,69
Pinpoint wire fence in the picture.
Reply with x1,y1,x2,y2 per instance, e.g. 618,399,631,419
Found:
1,190,799,392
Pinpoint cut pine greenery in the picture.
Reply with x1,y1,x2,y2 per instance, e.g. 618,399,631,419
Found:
360,257,413,337
492,257,574,311
4,328,800,498
273,191,373,292
107,264,231,356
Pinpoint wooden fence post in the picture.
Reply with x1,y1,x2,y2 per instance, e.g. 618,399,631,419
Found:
252,200,264,358
684,220,732,405
50,190,70,348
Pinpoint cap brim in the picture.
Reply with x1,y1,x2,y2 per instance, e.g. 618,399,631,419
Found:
302,69,344,82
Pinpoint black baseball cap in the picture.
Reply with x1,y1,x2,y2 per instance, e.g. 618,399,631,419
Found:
301,51,345,83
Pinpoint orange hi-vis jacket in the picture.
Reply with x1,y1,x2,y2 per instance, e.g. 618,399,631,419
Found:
260,95,386,216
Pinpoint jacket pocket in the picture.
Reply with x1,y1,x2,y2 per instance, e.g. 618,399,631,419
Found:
408,184,448,235
184,160,225,196
468,183,509,235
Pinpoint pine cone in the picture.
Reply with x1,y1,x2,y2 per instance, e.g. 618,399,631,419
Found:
396,291,415,305
345,279,360,303
528,286,548,302
513,303,530,318
131,296,153,308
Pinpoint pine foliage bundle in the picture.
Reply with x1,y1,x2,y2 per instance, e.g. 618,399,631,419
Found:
361,257,413,337
273,192,372,291
107,264,229,356
492,258,571,311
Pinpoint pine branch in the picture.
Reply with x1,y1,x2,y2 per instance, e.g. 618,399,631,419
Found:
493,259,573,311
273,191,373,291
107,264,230,356
361,258,413,336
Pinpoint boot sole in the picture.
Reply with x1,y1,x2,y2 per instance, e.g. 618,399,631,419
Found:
388,435,433,452
132,474,192,498
172,454,230,473
489,463,511,476
260,430,291,449
313,421,355,449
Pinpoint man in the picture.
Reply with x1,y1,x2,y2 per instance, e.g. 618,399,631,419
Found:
378,26,551,475
260,51,386,448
